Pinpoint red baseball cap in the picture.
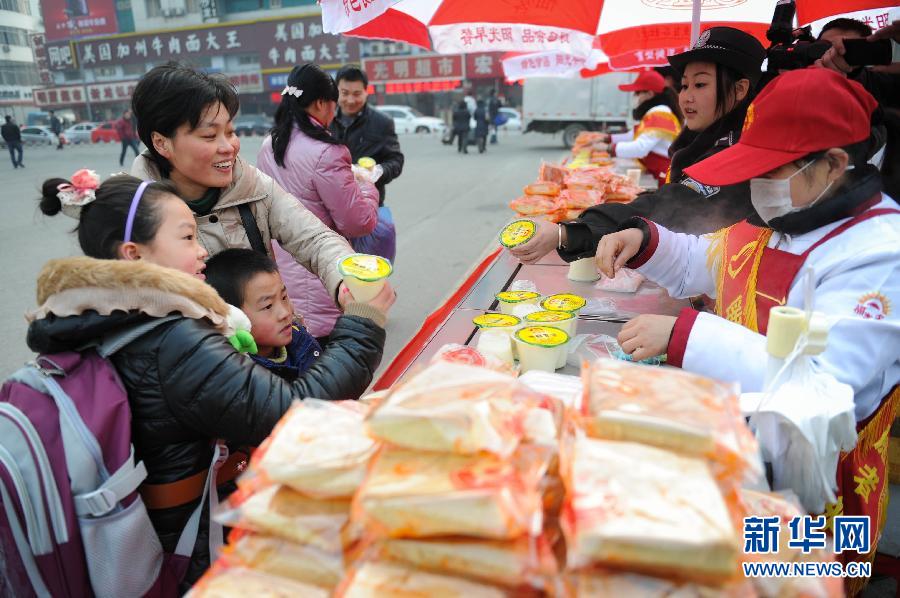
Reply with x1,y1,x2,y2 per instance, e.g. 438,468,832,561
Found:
618,70,666,94
684,68,877,186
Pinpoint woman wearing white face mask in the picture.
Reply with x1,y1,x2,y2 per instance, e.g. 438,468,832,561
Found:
595,68,899,580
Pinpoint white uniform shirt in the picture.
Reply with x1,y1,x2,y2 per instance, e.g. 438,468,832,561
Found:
634,196,900,421
610,105,677,161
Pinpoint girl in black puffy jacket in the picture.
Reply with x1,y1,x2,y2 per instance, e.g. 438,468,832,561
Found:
26,172,389,588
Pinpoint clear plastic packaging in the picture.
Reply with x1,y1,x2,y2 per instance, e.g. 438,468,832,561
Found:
539,161,567,185
523,181,561,196
579,360,761,486
365,361,530,457
219,531,345,589
594,268,645,294
337,559,510,598
216,483,354,554
567,571,751,598
354,444,551,541
560,433,739,582
187,564,330,598
253,399,377,499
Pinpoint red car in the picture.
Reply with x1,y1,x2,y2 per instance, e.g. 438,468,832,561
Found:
91,121,119,143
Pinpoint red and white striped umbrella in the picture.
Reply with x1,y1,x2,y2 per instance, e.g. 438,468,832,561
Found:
323,1,898,65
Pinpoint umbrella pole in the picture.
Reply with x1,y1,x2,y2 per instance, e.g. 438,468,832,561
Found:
690,0,702,46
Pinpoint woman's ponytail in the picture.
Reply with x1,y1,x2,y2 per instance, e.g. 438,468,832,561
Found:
39,178,68,216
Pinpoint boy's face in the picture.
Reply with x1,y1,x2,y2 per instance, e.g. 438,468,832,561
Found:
242,271,294,357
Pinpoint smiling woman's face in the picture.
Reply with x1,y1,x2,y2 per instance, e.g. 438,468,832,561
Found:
152,101,240,199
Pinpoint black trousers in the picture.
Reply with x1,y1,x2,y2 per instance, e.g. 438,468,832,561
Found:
457,131,468,153
7,141,22,167
120,138,140,165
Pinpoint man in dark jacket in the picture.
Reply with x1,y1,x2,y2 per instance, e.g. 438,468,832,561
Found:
49,110,63,150
1,115,23,168
330,65,405,262
330,66,404,206
487,88,502,144
114,109,140,166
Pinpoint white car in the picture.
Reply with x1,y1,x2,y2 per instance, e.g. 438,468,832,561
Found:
19,126,61,146
498,107,523,131
377,105,446,134
64,122,99,144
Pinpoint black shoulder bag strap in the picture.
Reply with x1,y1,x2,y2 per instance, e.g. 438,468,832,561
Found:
237,203,268,256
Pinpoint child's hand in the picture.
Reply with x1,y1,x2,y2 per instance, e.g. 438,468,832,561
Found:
595,228,644,279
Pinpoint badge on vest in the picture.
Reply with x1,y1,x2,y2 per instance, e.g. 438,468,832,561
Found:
854,292,891,321
681,176,721,198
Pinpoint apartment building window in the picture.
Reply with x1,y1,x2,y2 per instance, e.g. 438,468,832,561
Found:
0,26,30,47
0,0,30,14
145,0,162,17
0,61,40,86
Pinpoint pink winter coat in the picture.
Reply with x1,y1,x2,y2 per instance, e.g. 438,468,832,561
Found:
256,125,379,337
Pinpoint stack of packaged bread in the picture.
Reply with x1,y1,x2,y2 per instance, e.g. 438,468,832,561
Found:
510,160,642,223
188,358,839,597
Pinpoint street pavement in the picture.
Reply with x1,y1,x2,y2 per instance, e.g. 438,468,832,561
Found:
0,131,570,379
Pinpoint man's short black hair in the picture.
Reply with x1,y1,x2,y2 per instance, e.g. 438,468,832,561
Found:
819,18,873,40
4,115,11,122
205,248,279,308
335,65,368,88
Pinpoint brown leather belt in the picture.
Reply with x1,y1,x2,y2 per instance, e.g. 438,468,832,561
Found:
140,450,249,511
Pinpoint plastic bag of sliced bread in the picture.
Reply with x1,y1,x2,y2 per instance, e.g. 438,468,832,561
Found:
187,564,330,598
252,399,377,499
217,483,356,553
218,531,345,589
740,490,842,598
337,560,512,598
355,444,551,541
561,433,739,583
374,535,558,589
579,360,760,485
366,361,546,457
566,570,753,597
523,181,561,196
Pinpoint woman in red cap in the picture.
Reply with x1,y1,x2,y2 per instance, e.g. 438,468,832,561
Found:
597,69,899,587
510,26,766,265
589,70,682,184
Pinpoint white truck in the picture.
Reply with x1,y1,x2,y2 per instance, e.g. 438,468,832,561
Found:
522,72,635,148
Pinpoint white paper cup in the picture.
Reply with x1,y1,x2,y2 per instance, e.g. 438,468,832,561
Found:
568,257,600,282
476,329,515,365
514,326,569,373
338,253,392,303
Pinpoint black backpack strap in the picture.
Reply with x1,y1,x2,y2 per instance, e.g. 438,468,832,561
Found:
237,203,268,256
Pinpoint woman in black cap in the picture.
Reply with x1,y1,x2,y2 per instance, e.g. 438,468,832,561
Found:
509,26,767,265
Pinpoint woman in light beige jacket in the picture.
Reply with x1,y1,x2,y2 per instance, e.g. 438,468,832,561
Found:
129,62,392,312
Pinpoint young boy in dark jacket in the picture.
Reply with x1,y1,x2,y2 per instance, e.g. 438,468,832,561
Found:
204,248,361,382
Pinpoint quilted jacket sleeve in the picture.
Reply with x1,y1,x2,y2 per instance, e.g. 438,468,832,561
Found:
154,314,385,447
312,143,379,239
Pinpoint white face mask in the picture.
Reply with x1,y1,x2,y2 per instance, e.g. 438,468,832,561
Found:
749,160,848,224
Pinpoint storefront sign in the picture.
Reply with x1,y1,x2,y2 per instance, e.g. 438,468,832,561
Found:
45,16,360,72
228,71,263,94
33,85,87,107
85,80,139,103
42,0,119,41
464,52,504,79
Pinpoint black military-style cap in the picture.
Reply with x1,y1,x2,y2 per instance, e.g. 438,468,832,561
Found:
669,26,767,83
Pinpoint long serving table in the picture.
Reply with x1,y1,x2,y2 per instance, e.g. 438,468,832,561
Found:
373,245,698,390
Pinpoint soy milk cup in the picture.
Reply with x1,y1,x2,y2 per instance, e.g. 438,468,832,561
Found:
514,326,569,373
568,257,600,281
338,253,392,303
541,293,586,316
524,310,577,368
496,291,541,315
474,312,521,360
499,219,537,249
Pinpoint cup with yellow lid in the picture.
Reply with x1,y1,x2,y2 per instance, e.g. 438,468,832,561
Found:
514,326,569,373
338,253,393,303
495,290,541,315
524,310,577,368
540,293,586,316
499,219,537,249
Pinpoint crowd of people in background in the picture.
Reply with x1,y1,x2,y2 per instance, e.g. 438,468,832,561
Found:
449,86,504,154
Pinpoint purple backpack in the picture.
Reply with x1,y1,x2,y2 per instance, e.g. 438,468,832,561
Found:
0,317,223,597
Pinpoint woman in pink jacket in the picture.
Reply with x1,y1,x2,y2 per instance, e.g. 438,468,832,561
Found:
257,64,379,338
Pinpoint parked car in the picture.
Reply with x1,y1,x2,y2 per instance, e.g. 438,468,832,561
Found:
18,126,61,146
376,105,446,134
64,122,99,144
233,114,272,136
498,107,523,131
91,121,119,143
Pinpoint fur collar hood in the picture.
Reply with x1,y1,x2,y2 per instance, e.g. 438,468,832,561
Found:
28,256,230,333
